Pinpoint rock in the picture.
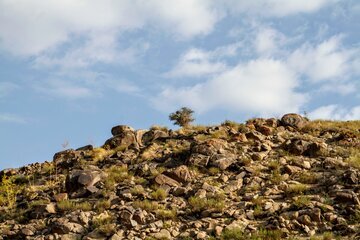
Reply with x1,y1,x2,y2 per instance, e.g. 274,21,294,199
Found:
164,165,192,183
54,193,69,202
304,142,328,157
285,139,309,155
66,169,105,197
335,191,360,205
111,125,134,136
210,154,236,170
196,231,207,239
132,209,146,224
246,131,265,141
280,113,307,129
21,228,34,236
188,153,210,167
257,125,273,136
142,130,169,145
152,229,171,239
284,165,302,175
135,129,147,147
154,174,180,187
214,226,223,236
103,131,137,150
224,179,243,193
76,145,94,151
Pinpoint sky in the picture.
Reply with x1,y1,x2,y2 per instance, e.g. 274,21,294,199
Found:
0,0,359,170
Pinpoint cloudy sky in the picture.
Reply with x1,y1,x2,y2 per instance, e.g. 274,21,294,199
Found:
0,0,359,169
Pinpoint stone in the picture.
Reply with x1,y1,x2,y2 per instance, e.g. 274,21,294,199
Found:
154,174,180,187
103,131,137,150
246,131,265,141
164,165,192,183
142,130,169,145
66,169,105,197
196,231,207,239
210,154,236,170
54,193,69,202
21,228,34,236
304,142,328,157
224,179,243,193
297,215,312,226
188,153,210,167
111,125,134,136
152,229,171,239
284,165,302,175
76,145,94,151
281,113,307,129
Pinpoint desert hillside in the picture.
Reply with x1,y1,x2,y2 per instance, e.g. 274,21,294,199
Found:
1,114,359,240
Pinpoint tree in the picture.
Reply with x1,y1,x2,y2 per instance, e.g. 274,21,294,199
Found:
169,107,195,127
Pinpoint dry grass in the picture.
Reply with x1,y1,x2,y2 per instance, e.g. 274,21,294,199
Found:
150,188,168,200
303,120,360,137
57,200,92,211
104,165,132,190
346,148,360,169
188,194,225,212
285,184,309,196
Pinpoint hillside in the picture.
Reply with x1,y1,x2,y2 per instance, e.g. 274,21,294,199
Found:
0,114,359,240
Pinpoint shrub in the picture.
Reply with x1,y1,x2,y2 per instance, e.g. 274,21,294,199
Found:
169,107,195,127
188,194,225,212
104,165,132,190
151,188,168,200
133,200,159,212
0,176,19,209
285,184,309,196
346,148,360,169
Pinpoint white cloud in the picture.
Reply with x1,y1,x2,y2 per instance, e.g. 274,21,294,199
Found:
34,79,93,99
164,42,242,78
288,36,356,82
155,58,307,116
309,104,360,120
254,26,286,56
0,0,221,57
0,113,27,124
164,49,227,78
224,0,335,17
0,82,19,97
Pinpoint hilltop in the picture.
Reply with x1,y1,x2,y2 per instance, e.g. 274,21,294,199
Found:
0,114,359,240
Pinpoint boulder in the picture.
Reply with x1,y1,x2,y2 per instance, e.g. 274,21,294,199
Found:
209,154,236,170
280,113,307,129
154,174,180,187
66,169,105,197
111,125,134,136
164,165,192,183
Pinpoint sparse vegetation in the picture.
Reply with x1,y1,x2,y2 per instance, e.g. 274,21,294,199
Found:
188,194,225,212
0,176,19,209
151,188,168,200
57,200,92,212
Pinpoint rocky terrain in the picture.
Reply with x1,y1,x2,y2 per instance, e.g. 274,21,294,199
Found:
0,114,359,240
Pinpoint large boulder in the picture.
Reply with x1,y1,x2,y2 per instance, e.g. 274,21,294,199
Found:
111,125,134,136
142,129,169,145
280,113,307,129
104,126,138,150
164,165,192,183
66,169,106,197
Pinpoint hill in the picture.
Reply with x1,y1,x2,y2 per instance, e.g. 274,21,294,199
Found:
0,114,359,240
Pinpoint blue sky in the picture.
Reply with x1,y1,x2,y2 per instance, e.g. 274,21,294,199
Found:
0,0,359,170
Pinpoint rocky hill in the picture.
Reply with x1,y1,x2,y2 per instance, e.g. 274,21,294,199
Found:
0,114,359,240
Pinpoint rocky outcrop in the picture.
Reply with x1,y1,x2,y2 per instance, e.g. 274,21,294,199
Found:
1,114,359,240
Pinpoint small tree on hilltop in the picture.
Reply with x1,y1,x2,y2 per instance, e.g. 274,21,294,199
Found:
169,107,195,127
